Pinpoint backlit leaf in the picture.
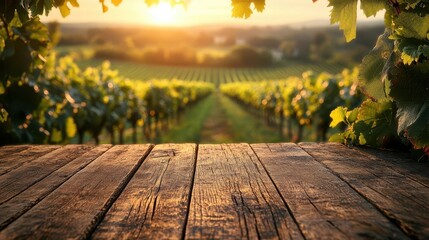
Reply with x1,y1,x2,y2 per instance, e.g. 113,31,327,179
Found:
398,38,429,65
111,0,122,6
393,12,429,40
59,4,70,17
346,108,359,123
253,0,265,12
329,106,347,127
353,99,396,147
360,0,386,17
232,1,253,19
328,0,358,42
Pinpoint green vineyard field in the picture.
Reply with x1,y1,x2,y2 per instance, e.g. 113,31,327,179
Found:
76,59,347,85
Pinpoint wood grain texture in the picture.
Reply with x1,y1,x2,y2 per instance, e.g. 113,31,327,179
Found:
0,145,32,159
299,142,428,239
0,144,152,240
186,143,303,239
252,143,407,240
0,145,61,176
0,145,112,230
353,146,429,189
0,145,93,205
92,144,196,239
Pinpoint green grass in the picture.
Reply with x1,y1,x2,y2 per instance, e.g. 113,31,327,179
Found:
96,91,286,144
157,94,215,143
159,92,285,143
219,94,284,143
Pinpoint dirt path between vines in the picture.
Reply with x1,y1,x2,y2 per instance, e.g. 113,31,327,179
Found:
199,92,235,143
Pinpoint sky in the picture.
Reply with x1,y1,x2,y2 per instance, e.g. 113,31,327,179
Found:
42,0,383,27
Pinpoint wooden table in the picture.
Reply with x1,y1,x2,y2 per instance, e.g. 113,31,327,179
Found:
0,143,428,239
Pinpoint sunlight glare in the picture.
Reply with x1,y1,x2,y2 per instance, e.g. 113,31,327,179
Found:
148,2,184,25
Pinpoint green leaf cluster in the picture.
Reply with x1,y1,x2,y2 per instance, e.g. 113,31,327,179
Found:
317,0,429,153
329,99,398,147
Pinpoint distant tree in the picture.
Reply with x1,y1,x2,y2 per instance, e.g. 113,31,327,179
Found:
309,32,333,62
247,37,280,49
225,45,273,67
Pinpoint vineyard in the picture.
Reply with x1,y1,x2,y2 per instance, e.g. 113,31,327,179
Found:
0,53,213,145
76,59,346,86
0,42,371,145
220,69,363,142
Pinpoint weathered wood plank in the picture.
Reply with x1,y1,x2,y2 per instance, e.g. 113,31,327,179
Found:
0,145,61,176
0,145,32,159
0,144,152,240
0,145,112,230
252,143,407,239
353,146,429,188
300,142,429,239
0,145,93,205
186,143,303,239
92,144,196,239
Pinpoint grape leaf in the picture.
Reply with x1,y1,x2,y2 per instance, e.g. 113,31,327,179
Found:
389,62,429,103
328,0,358,42
2,39,32,77
329,106,347,127
253,0,265,12
398,38,429,65
358,133,366,145
17,5,29,23
360,0,386,17
59,4,70,17
353,99,395,147
389,61,429,148
53,0,66,6
58,0,79,17
232,1,253,19
111,0,122,7
405,0,429,16
359,30,394,100
393,12,429,40
397,101,429,149
346,107,359,122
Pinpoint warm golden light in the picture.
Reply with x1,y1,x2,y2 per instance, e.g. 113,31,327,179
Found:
148,2,183,25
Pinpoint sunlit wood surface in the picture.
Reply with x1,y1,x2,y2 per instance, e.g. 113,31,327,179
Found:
0,143,427,239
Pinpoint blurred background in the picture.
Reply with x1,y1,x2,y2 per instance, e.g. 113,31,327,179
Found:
28,0,385,144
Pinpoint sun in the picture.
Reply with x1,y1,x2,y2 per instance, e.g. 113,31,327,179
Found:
148,2,183,25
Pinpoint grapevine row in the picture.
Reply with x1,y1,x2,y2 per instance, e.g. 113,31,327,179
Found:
0,54,214,145
220,69,362,142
